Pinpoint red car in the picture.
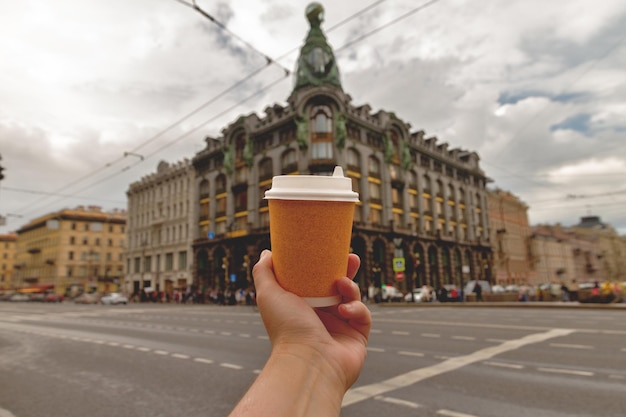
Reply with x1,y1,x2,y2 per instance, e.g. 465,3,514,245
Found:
45,293,64,303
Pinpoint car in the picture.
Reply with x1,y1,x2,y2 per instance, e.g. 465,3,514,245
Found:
9,293,30,302
45,293,64,303
74,293,100,304
381,286,403,302
100,293,128,305
404,286,434,303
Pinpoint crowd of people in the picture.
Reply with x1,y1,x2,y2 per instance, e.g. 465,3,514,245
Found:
131,286,257,305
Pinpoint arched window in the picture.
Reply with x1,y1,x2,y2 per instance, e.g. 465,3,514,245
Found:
310,105,333,160
199,179,209,199
258,158,273,181
368,156,381,176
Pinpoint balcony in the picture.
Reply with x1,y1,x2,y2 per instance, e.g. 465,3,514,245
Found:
28,247,41,254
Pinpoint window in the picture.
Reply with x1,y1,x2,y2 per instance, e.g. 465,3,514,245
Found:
281,150,297,173
82,237,89,245
178,251,187,271
134,257,140,273
144,256,151,273
215,175,226,194
347,148,360,170
47,219,59,229
310,106,332,133
91,222,103,232
70,236,76,245
312,141,333,160
369,182,381,203
259,158,273,181
369,207,382,225
68,251,74,260
368,156,381,176
165,253,173,271
235,189,247,212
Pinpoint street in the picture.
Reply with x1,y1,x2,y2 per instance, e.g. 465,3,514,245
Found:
1,302,625,417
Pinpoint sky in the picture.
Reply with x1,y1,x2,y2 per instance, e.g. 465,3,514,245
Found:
1,0,625,235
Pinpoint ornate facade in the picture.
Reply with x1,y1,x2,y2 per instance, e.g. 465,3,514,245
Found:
191,4,492,295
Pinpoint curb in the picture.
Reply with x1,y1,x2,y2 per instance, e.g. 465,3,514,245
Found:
376,301,626,310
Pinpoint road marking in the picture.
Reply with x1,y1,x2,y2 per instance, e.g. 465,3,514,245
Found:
367,347,385,352
374,395,420,409
122,344,135,349
452,336,476,341
343,328,575,407
483,361,524,370
549,343,593,350
154,350,169,355
537,367,593,377
257,335,269,340
421,333,440,338
221,332,232,336
392,331,410,336
609,374,625,380
204,330,215,334
193,358,214,365
435,355,452,360
370,329,382,334
136,347,151,352
486,339,508,343
437,409,479,417
171,353,190,359
621,348,626,352
398,351,424,357
107,342,120,347
239,333,251,338
0,407,17,417
221,363,243,370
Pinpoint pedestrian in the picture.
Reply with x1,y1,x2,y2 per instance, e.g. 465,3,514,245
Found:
228,250,371,417
569,280,579,302
473,281,483,301
560,282,570,302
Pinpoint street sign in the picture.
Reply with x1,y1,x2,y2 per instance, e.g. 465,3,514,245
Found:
229,273,237,283
207,231,215,239
395,272,405,282
392,257,405,272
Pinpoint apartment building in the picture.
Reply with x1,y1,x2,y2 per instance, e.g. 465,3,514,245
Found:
0,233,17,289
14,206,126,295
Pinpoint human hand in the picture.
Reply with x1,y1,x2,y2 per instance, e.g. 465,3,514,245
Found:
252,250,371,391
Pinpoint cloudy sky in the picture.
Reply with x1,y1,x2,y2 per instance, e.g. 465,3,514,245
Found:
1,0,625,234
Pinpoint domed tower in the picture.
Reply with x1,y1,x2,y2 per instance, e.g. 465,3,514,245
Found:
293,2,342,92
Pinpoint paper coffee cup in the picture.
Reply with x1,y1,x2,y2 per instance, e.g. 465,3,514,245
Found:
265,166,359,307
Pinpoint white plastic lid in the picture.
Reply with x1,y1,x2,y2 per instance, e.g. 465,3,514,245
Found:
264,166,359,202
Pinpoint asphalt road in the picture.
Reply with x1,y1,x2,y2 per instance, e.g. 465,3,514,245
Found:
0,302,625,417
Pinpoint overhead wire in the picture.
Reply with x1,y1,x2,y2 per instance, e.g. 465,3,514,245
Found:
10,0,441,224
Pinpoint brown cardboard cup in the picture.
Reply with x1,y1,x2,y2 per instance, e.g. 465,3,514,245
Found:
265,167,359,307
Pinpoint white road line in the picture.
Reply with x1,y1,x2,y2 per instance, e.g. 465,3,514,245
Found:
343,328,575,407
609,374,625,380
220,363,243,370
239,334,251,338
486,339,508,343
483,361,524,370
122,344,135,349
435,355,452,360
220,332,232,336
193,358,214,365
171,353,190,359
621,348,626,352
107,342,120,347
136,347,151,352
367,347,385,352
398,351,424,357
549,343,593,350
452,336,476,341
537,367,593,377
437,409,480,417
0,406,17,417
257,335,269,340
370,329,382,334
392,331,410,336
421,333,440,338
204,330,215,334
154,350,169,355
374,395,420,409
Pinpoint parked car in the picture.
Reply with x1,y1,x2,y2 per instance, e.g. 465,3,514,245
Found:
404,286,433,303
100,293,128,305
45,293,64,303
381,286,403,302
9,293,30,302
74,293,100,304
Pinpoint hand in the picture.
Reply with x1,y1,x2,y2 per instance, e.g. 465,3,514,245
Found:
252,250,371,391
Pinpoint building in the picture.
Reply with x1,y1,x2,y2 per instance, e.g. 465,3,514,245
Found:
487,188,535,286
529,225,576,285
0,233,17,290
125,160,196,298
189,4,493,296
14,206,126,295
569,216,626,282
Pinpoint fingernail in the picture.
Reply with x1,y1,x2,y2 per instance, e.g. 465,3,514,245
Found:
260,249,270,258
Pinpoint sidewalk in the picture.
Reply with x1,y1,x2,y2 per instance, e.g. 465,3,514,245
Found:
379,301,626,310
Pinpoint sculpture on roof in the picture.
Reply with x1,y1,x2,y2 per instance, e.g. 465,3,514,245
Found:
293,3,342,92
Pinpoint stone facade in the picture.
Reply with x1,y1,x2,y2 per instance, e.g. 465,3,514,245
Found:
14,206,126,295
487,189,535,286
190,5,492,295
125,160,196,297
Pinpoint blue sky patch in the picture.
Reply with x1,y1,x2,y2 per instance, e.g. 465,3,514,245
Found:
550,113,592,136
